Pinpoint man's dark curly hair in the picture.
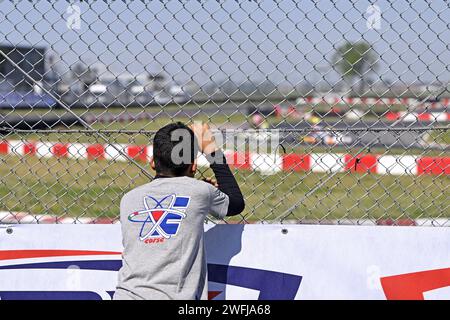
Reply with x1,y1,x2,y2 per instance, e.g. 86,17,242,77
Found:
153,122,199,176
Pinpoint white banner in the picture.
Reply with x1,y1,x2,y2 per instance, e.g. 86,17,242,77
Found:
0,224,449,300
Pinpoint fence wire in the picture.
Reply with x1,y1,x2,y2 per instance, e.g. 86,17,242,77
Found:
0,0,449,226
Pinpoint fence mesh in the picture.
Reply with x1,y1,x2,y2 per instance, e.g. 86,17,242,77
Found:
0,0,449,226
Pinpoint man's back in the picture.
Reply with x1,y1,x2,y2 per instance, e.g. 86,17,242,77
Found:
114,176,228,300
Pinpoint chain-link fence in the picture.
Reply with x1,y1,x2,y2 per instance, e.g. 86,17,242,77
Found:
0,0,448,226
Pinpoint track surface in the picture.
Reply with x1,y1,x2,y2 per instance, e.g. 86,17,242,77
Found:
2,104,447,150
274,120,442,150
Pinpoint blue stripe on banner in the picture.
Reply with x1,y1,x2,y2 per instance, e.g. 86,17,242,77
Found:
208,264,302,300
0,260,301,300
0,291,104,300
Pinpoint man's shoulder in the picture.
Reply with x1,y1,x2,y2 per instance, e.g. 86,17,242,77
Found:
122,177,210,200
121,181,154,202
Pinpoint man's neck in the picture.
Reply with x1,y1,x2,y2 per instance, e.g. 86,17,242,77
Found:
155,173,191,179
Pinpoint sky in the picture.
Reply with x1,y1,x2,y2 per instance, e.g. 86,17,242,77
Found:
1,0,449,88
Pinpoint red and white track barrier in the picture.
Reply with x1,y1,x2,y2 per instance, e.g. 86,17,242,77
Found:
1,210,448,226
0,140,152,162
385,111,450,122
1,140,449,176
296,96,450,108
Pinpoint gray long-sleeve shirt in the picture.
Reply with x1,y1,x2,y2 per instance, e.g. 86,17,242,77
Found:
113,176,229,300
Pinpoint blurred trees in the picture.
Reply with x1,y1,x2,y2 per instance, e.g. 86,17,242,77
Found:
333,41,378,95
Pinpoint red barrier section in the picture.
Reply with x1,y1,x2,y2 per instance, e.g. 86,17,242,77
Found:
417,157,450,175
86,144,105,160
23,142,36,155
344,154,378,173
385,112,400,120
0,141,9,154
417,113,430,121
376,218,416,226
52,144,69,158
282,154,310,172
127,145,148,162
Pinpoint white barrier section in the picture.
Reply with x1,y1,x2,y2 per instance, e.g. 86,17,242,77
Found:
0,224,449,300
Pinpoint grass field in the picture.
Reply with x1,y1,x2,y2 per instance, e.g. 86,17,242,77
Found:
0,154,448,223
430,129,450,145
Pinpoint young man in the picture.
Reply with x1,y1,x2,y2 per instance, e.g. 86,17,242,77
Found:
114,122,245,300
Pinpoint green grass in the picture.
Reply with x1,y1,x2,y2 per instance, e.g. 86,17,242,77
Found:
429,130,450,145
0,154,448,223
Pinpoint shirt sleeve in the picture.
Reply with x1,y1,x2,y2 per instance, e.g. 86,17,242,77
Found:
206,149,245,216
207,183,230,219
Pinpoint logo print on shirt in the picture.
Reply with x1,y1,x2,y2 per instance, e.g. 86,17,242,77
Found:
128,194,190,242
